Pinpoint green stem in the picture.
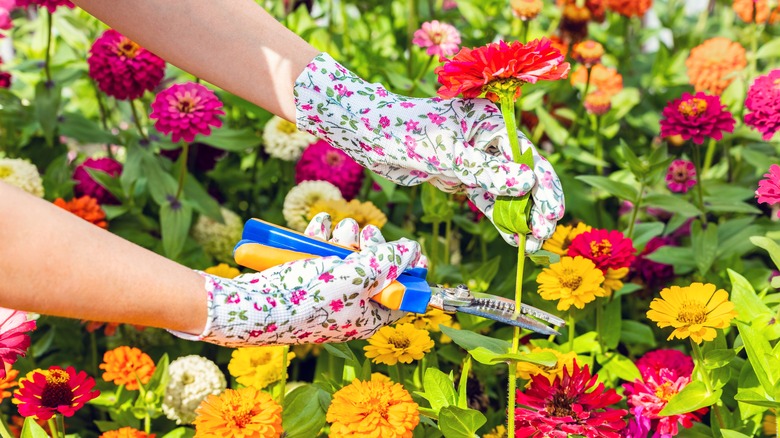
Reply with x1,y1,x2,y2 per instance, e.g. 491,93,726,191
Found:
144,413,151,434
407,0,419,78
47,418,58,438
444,207,452,266
408,56,435,95
594,115,603,175
691,145,708,225
175,143,190,200
499,94,522,165
626,181,645,239
430,220,440,280
568,311,576,352
0,414,14,438
130,99,149,142
596,301,605,354
56,414,66,438
507,232,527,438
340,0,350,55
520,19,529,43
278,346,289,406
44,10,53,84
703,138,716,175
690,341,726,429
480,235,487,263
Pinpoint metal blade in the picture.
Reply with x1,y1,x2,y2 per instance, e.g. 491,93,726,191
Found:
470,293,566,327
455,305,561,336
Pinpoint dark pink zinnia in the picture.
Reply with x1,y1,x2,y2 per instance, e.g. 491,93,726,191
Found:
88,29,166,101
659,91,735,145
636,349,694,382
744,69,780,141
149,82,224,143
0,308,36,379
666,159,697,193
15,0,74,13
295,139,365,199
73,157,123,204
756,164,780,216
0,71,10,89
567,228,636,272
515,361,627,438
631,236,675,289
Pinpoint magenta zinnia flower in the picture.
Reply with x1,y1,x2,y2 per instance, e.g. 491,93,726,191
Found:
0,308,35,379
756,164,780,216
0,71,10,89
88,30,166,101
744,69,780,141
659,92,735,145
666,159,697,193
567,228,636,272
13,366,99,421
150,82,225,143
295,139,365,199
636,349,694,382
631,236,675,289
15,0,74,13
73,157,123,205
412,20,461,58
515,361,627,437
0,0,14,37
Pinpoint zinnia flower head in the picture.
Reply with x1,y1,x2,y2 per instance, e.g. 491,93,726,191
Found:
511,0,544,20
557,0,606,42
326,378,420,438
570,64,623,97
363,323,435,365
283,180,344,231
149,82,224,143
435,38,570,102
567,228,636,272
571,40,604,67
262,115,318,161
543,222,593,255
583,91,611,116
536,256,606,311
295,139,365,199
606,0,652,16
99,427,155,438
659,92,735,145
13,366,99,421
686,37,747,95
411,20,461,57
0,158,44,198
203,263,241,279
73,157,123,204
515,361,627,437
733,0,780,23
192,208,244,264
516,347,579,383
99,346,155,391
0,308,35,379
0,71,10,89
194,387,282,437
54,196,108,229
756,164,780,215
397,308,453,332
308,198,387,230
647,282,738,344
631,236,675,288
163,355,227,425
665,159,697,193
0,364,19,400
0,0,13,36
635,349,693,382
15,0,74,13
744,69,780,141
227,347,295,390
88,30,166,101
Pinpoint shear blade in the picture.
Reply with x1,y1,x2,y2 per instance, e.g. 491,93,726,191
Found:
456,306,561,336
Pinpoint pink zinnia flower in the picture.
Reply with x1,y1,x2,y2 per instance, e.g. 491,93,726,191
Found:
295,139,365,199
744,69,780,141
659,91,735,145
636,349,694,382
15,0,74,13
756,164,780,216
412,20,461,58
88,30,166,101
73,157,123,204
665,159,697,193
0,0,14,36
0,308,35,379
0,71,10,89
149,82,224,143
515,361,627,437
567,228,636,272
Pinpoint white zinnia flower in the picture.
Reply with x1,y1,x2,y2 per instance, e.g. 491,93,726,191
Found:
262,115,317,161
282,180,344,231
162,355,227,425
0,158,44,197
192,207,244,264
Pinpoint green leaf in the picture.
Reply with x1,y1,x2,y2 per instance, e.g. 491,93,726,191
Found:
733,389,780,408
148,354,170,399
457,356,471,409
184,173,223,222
420,183,454,223
438,406,486,438
659,380,721,415
439,325,509,356
34,81,62,146
160,199,193,259
198,126,260,152
597,352,641,382
415,368,457,414
85,167,125,201
645,246,696,271
620,320,657,347
691,220,718,276
703,349,736,370
756,37,780,59
20,417,48,438
528,250,560,267
468,348,557,366
143,154,178,206
492,194,531,235
643,193,702,217
575,175,638,201
601,299,622,350
369,172,396,200
736,321,777,395
283,384,329,438
535,106,567,146
461,256,501,293
750,236,780,271
59,111,117,144
160,427,196,438
729,269,780,340
720,430,752,438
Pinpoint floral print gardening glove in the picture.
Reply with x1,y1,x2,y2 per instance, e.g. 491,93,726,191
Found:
171,213,423,347
294,53,565,252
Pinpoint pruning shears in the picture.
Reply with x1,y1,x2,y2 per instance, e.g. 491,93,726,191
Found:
233,219,564,336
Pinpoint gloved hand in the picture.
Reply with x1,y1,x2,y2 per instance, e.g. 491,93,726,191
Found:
294,53,565,251
171,213,423,347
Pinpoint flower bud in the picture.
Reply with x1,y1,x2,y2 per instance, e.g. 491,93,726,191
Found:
584,91,611,116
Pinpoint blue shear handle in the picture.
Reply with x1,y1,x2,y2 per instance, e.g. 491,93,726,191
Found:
237,219,432,313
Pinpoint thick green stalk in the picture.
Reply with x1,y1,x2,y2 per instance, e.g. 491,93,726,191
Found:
47,419,59,438
44,10,53,83
703,138,716,174
690,341,725,428
691,145,708,225
626,181,645,239
278,346,289,406
568,311,576,352
56,415,66,438
175,143,190,200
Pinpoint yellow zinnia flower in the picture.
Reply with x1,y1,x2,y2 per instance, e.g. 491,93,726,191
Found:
543,223,593,256
536,256,606,311
228,347,295,390
646,282,738,344
603,267,629,296
483,424,507,438
363,323,434,365
396,308,453,332
326,378,419,438
194,387,282,438
204,263,241,279
516,347,579,384
308,198,388,230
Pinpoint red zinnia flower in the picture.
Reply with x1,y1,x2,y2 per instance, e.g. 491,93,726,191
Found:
515,361,627,437
73,157,123,205
665,159,697,193
757,164,780,216
659,91,735,145
567,228,635,272
149,82,225,143
88,30,166,101
744,69,780,141
13,366,99,421
15,0,74,13
0,308,35,379
435,38,570,102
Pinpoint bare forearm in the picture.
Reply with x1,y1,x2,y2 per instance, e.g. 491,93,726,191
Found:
72,0,319,121
0,182,206,334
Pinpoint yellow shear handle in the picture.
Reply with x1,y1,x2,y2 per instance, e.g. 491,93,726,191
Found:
233,243,407,310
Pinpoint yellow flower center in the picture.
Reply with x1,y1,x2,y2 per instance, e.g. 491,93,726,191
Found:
388,333,411,349
277,119,298,134
677,300,708,324
678,98,708,117
41,370,74,408
654,382,678,402
590,239,612,257
672,168,689,182
559,268,583,290
221,391,255,428
430,31,444,45
177,97,196,114
115,38,140,58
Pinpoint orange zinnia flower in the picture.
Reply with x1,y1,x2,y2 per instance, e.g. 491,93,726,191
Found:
733,0,780,23
606,0,653,17
570,64,623,97
194,387,283,438
0,364,18,401
686,37,747,95
99,427,156,438
53,195,108,229
99,346,155,390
